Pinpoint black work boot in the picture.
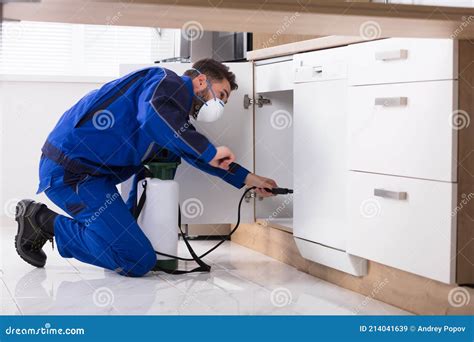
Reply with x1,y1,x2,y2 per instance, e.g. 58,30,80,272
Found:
15,200,58,268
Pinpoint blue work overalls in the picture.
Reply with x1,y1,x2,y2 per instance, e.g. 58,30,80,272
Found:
37,67,250,277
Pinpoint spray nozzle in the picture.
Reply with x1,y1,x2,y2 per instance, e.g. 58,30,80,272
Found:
264,187,294,195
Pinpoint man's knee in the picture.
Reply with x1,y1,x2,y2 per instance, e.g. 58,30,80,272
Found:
115,246,156,277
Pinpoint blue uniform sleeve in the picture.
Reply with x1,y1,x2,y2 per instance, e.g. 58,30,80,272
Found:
137,71,217,163
181,151,250,189
137,70,250,189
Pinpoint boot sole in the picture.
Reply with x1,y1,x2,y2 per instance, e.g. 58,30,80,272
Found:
14,200,45,268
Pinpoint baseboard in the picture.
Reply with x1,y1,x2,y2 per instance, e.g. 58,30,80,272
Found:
231,222,474,315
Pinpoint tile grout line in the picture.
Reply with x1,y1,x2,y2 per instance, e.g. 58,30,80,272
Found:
1,277,23,315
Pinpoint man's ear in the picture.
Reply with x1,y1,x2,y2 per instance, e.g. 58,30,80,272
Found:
194,74,208,92
192,74,207,94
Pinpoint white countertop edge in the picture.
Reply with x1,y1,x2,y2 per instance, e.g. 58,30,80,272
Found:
247,35,373,61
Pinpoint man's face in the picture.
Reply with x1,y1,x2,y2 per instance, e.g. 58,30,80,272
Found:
190,74,231,119
207,77,231,104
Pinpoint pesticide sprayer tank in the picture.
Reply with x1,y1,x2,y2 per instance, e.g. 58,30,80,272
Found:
137,178,179,271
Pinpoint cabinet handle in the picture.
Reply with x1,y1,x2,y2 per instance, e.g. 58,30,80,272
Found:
295,65,323,75
374,97,408,107
374,188,407,200
375,49,408,61
313,66,323,74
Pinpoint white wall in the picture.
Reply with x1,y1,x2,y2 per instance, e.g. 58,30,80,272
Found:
0,77,108,221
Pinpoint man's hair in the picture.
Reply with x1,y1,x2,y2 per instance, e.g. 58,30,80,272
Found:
184,58,238,91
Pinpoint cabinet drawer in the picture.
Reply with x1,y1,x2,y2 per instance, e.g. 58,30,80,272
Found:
294,46,347,83
347,171,457,284
348,80,457,182
348,38,457,85
255,59,293,93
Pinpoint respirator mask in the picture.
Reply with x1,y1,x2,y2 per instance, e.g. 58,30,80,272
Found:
190,69,225,123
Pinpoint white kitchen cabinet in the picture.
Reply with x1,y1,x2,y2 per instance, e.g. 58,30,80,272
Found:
348,38,457,86
346,38,474,285
348,80,458,182
254,57,294,93
293,47,368,276
347,171,457,284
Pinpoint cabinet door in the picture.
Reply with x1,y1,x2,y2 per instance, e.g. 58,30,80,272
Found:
293,79,349,250
347,80,457,182
254,90,293,227
347,171,457,284
119,63,255,224
254,58,294,93
347,38,456,86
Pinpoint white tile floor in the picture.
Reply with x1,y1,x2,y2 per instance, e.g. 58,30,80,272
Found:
0,223,410,315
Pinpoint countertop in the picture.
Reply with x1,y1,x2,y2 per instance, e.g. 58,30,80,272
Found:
247,35,369,61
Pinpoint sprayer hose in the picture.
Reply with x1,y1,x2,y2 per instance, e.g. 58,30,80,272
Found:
154,186,256,261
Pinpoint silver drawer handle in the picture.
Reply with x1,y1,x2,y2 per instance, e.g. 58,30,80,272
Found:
375,49,408,61
295,65,323,76
313,66,323,74
374,97,408,107
374,188,407,200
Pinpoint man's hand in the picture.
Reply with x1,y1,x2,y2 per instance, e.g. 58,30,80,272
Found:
209,146,235,170
244,173,278,198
